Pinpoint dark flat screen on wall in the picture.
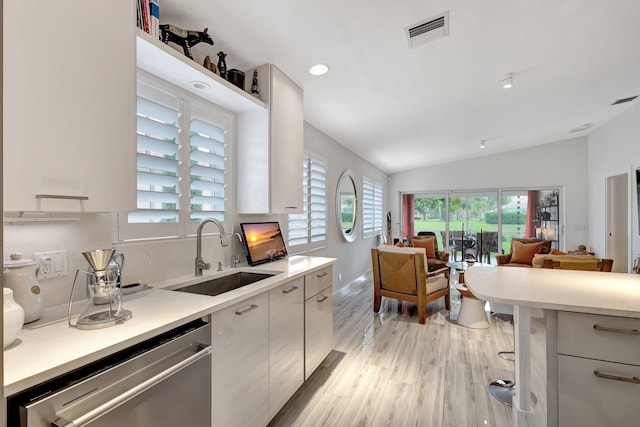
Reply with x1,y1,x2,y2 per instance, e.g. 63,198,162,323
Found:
240,222,288,266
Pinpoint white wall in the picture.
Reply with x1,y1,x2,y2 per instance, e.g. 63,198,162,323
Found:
587,103,640,268
297,123,389,290
389,137,590,252
2,122,388,309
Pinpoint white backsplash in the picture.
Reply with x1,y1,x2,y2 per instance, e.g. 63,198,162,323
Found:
3,213,282,309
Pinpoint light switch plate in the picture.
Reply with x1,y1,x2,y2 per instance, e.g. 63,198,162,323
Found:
33,250,68,279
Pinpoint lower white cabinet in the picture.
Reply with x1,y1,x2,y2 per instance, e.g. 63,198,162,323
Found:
556,311,640,426
558,354,640,426
210,266,333,426
269,278,304,419
211,292,269,427
304,268,334,380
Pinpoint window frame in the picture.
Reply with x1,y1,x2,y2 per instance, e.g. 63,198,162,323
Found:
118,71,235,241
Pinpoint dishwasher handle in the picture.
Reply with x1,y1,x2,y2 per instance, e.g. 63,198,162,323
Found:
51,344,213,427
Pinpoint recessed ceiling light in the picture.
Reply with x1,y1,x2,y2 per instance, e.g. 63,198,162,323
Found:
501,73,513,89
190,81,210,90
309,63,329,76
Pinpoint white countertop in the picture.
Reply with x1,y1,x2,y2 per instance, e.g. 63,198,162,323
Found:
465,266,640,319
3,255,335,396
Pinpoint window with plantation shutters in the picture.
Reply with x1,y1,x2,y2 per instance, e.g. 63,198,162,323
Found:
288,155,327,247
362,177,383,238
120,74,231,240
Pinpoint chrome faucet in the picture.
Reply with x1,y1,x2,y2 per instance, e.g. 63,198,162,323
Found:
232,232,244,268
195,218,229,276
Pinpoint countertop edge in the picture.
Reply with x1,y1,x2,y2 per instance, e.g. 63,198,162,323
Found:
4,256,336,396
465,266,640,319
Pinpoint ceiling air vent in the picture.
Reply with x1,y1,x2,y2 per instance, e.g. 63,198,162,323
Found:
405,11,449,49
569,123,592,133
611,95,638,106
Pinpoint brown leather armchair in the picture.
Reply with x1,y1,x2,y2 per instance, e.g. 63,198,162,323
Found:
495,238,552,267
411,232,450,271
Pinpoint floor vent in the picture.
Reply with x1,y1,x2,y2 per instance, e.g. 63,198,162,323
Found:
405,11,449,49
611,95,638,106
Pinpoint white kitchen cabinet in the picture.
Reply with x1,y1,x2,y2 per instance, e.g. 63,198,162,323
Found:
3,1,137,212
304,267,334,380
211,292,269,427
556,312,640,426
237,64,304,214
269,277,304,419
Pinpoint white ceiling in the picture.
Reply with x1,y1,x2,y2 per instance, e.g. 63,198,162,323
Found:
160,0,640,174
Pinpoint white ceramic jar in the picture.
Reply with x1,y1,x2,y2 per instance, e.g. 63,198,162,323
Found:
3,253,45,323
4,287,25,348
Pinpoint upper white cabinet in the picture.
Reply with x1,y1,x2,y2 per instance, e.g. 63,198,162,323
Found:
3,1,137,212
237,64,304,214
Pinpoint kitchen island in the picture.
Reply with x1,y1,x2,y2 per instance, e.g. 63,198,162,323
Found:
465,266,640,427
3,255,335,424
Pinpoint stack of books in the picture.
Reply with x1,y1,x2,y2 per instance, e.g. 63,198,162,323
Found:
137,0,160,39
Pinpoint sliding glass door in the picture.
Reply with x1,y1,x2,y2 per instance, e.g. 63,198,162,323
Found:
400,188,561,264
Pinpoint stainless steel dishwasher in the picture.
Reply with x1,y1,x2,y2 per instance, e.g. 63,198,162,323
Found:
7,319,212,427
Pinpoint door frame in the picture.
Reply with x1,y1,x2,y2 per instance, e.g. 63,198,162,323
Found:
604,168,633,272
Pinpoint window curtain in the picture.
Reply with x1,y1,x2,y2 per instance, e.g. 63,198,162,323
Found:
525,190,539,238
401,194,415,241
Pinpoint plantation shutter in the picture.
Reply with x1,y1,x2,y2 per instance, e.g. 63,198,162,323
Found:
288,155,326,247
130,87,180,223
363,178,383,237
309,158,327,242
189,105,227,223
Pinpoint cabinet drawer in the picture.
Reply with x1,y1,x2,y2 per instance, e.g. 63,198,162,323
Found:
558,354,640,427
305,267,333,299
558,312,640,365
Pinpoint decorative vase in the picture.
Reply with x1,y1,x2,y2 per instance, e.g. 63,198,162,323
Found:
4,287,25,348
3,253,45,323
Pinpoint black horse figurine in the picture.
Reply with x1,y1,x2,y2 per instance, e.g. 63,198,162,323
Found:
160,25,214,60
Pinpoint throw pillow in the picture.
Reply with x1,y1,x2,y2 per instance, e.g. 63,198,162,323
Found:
411,237,436,258
510,240,544,265
550,249,567,255
395,241,405,248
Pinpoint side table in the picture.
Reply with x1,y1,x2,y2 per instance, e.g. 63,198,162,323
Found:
447,262,490,329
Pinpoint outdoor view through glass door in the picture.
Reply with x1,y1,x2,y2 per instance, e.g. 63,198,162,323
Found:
401,189,561,264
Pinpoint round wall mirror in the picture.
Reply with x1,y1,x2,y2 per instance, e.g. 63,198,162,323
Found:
336,170,358,242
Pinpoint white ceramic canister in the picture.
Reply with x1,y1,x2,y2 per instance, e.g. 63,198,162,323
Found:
3,253,45,323
4,287,25,348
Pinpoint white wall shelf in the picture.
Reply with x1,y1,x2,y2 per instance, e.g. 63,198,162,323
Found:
136,28,266,114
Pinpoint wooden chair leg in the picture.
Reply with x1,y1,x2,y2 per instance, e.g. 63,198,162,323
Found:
373,295,381,313
445,293,451,310
418,304,426,324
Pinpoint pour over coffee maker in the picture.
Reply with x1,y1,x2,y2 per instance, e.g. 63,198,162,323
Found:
67,249,132,330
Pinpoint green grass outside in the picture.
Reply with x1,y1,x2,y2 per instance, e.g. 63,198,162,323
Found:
412,219,527,254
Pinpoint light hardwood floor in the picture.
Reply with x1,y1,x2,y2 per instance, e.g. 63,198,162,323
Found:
269,275,547,427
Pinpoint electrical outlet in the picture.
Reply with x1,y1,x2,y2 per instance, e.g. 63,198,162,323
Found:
33,250,68,279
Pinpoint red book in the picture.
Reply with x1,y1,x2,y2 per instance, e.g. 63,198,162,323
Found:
141,0,150,33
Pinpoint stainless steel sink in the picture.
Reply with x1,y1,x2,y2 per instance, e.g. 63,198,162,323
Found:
173,272,276,296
